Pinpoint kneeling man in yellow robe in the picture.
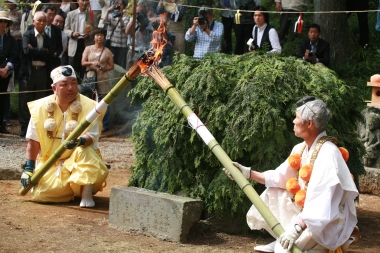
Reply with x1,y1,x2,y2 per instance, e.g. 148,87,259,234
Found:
20,65,109,208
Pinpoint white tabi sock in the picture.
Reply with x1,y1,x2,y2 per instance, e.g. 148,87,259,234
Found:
80,184,95,208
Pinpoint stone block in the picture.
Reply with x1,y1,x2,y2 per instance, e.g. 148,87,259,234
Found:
109,186,204,242
359,167,380,196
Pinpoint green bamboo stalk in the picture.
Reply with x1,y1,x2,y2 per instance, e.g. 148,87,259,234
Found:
144,65,302,253
19,63,142,196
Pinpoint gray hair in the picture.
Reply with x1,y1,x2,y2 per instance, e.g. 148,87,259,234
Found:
33,11,47,21
297,99,331,132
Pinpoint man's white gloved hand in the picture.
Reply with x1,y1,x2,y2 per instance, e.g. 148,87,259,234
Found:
279,224,303,251
222,162,251,180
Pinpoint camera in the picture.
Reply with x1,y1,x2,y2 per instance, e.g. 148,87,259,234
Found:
98,65,103,70
112,5,121,18
198,17,205,25
308,52,315,57
152,21,160,30
112,11,121,18
136,11,149,26
197,9,207,25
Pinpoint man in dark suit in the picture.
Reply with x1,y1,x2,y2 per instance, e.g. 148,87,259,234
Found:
28,4,63,95
298,24,330,67
18,11,53,137
0,11,19,134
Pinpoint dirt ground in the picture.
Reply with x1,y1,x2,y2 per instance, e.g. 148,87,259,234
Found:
1,121,380,252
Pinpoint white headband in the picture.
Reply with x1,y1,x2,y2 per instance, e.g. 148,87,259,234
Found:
50,65,77,86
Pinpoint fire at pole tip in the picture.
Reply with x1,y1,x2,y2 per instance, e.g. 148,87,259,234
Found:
127,13,168,79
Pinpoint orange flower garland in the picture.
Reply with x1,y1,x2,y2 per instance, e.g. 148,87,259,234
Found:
286,142,351,209
339,147,349,162
286,178,301,195
299,165,313,182
295,190,307,207
288,154,301,170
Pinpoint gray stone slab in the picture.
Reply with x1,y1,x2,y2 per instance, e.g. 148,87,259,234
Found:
109,186,204,242
359,167,380,196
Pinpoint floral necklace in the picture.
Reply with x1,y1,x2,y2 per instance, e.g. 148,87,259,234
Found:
43,96,83,140
286,136,350,210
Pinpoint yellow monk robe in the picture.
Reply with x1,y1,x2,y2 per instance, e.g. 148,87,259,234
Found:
28,94,109,203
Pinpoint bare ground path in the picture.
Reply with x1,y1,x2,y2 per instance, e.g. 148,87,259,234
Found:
0,121,379,252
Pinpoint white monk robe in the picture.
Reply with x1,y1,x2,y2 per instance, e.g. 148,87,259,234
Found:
247,132,358,251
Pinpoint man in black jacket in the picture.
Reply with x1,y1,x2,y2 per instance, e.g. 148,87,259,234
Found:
28,4,63,95
0,11,19,134
298,24,330,67
18,11,53,137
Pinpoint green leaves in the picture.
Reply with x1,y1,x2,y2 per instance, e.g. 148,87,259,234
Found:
128,52,365,218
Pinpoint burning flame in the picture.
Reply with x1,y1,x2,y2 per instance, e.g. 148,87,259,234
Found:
137,14,168,73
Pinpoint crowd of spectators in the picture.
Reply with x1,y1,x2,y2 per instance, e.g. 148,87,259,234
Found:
0,0,374,135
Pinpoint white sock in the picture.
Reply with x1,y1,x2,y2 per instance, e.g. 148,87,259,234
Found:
80,184,95,208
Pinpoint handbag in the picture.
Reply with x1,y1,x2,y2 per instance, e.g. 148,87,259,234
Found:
79,47,105,96
103,19,119,48
79,69,97,95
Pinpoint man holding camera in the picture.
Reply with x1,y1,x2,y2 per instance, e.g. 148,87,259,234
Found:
104,0,129,69
125,4,153,69
185,6,223,60
298,24,330,67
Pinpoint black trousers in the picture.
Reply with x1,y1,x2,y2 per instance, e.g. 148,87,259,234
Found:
110,46,128,70
18,67,47,131
279,10,300,45
46,58,61,96
221,16,234,53
234,23,254,55
346,0,369,46
0,76,11,127
69,39,86,79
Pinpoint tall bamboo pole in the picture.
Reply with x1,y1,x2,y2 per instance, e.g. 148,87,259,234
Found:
143,65,302,253
18,62,144,196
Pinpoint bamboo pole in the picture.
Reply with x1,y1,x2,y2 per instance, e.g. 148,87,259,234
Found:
143,65,302,253
18,62,143,196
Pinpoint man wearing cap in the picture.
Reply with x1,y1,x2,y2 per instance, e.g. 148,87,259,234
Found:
5,0,22,49
20,65,108,207
224,97,359,252
185,6,223,60
0,11,19,134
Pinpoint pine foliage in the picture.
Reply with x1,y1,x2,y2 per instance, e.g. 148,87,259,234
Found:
128,52,365,218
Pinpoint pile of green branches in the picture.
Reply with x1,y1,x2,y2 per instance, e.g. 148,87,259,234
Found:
128,52,365,218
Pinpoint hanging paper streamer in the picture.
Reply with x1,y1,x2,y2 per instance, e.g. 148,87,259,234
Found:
294,13,303,34
89,5,94,22
235,10,242,24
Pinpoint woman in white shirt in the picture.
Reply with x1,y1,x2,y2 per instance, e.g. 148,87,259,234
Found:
248,6,281,54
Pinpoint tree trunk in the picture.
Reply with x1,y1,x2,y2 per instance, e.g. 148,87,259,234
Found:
314,0,354,67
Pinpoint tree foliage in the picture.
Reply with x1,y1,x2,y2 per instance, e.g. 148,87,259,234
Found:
128,52,366,218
